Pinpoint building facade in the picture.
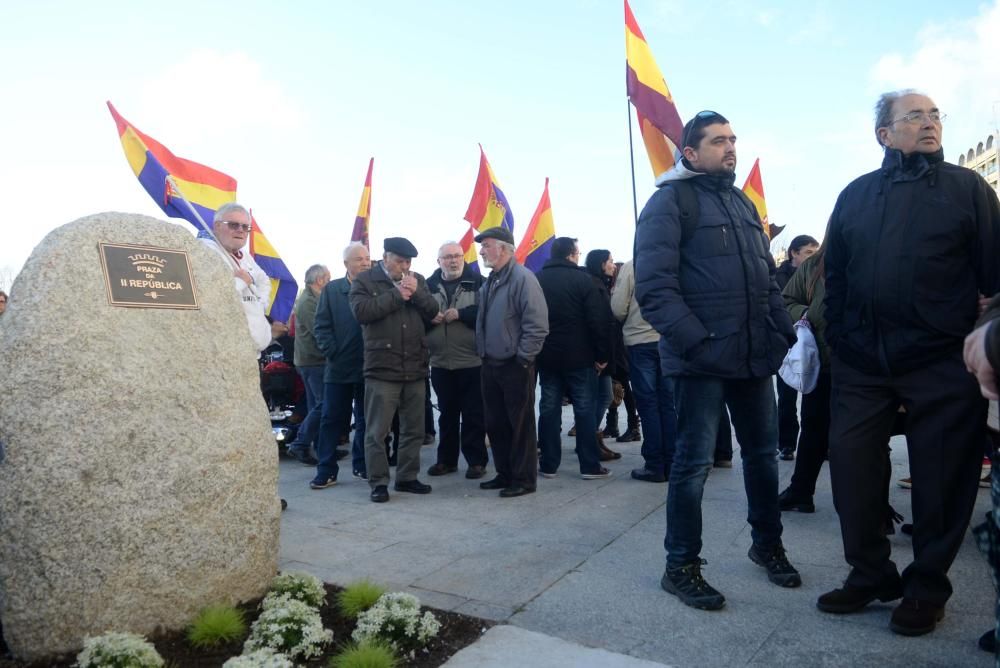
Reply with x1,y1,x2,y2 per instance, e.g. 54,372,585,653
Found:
958,132,999,196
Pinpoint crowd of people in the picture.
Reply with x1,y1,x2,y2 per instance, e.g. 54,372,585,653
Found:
186,88,1000,654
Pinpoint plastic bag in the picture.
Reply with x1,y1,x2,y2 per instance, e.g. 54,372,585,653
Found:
778,318,820,394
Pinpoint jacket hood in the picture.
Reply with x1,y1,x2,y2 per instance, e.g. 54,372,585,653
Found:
654,158,703,186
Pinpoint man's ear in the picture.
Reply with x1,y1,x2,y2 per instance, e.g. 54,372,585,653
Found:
876,127,891,148
682,146,698,162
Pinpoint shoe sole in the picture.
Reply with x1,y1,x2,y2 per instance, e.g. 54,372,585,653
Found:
631,475,667,483
660,575,726,610
581,472,612,480
748,550,802,588
540,472,558,479
817,589,902,614
779,504,815,513
309,480,337,490
889,609,944,636
394,486,432,494
428,468,457,476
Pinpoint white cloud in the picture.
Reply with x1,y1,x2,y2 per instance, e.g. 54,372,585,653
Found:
869,0,1000,156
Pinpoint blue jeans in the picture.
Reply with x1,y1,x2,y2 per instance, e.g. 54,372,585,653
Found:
628,343,676,474
316,381,366,480
288,365,324,452
665,375,782,568
538,366,601,474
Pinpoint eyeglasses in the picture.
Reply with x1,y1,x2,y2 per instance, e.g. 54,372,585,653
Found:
891,111,945,126
439,254,464,261
222,221,252,232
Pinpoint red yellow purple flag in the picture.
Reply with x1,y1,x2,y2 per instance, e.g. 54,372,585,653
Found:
107,101,236,230
459,227,479,268
515,178,555,273
107,101,298,322
463,145,515,234
351,158,373,249
625,0,684,178
742,158,783,239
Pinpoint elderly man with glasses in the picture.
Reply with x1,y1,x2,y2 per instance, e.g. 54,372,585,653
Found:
817,90,1000,637
200,202,272,353
634,110,800,611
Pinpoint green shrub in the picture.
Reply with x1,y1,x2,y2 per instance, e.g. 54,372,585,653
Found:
329,640,398,668
267,571,327,608
187,604,247,648
75,631,164,668
337,580,386,619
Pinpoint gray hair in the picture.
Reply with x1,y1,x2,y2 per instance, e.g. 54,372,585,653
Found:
213,202,250,224
343,241,368,261
438,241,462,256
874,89,919,147
304,264,328,285
498,241,516,255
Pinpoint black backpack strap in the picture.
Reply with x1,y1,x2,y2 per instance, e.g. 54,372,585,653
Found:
670,180,700,245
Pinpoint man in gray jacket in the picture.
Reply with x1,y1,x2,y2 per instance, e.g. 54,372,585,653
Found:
474,227,549,498
350,237,440,503
285,264,331,466
426,241,488,479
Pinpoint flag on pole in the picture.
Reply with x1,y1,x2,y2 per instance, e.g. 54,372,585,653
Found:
459,227,479,269
742,158,783,239
249,212,298,323
515,178,555,273
107,101,298,321
107,101,236,229
463,145,515,234
625,0,684,178
351,158,373,249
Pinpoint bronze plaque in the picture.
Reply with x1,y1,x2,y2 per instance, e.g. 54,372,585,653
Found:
99,242,199,309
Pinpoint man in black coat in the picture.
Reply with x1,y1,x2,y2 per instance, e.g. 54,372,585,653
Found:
635,111,799,611
818,90,1000,636
535,237,612,480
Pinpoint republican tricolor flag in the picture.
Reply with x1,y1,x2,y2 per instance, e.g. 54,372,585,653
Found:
107,101,298,322
351,158,373,249
625,0,684,179
742,158,783,240
515,178,555,273
462,145,515,273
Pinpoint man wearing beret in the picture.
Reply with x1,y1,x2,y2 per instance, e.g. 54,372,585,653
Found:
350,237,440,503
474,226,549,497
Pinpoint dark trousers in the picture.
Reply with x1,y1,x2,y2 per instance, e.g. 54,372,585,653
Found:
430,366,488,468
830,353,985,605
482,358,538,489
628,342,675,474
787,372,832,498
715,409,733,461
776,376,800,452
317,381,366,480
425,377,436,435
538,366,600,475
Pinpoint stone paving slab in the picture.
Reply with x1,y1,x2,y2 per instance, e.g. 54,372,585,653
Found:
278,407,995,667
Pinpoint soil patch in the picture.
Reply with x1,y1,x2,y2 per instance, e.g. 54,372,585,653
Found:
0,583,493,667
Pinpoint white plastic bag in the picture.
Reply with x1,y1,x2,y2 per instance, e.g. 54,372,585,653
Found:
779,318,820,394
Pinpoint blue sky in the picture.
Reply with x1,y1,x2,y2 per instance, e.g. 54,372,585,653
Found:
2,0,999,288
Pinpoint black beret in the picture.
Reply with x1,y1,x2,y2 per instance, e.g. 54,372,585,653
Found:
383,237,418,258
474,226,515,245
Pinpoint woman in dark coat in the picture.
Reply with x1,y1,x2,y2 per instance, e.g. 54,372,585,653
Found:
585,249,623,461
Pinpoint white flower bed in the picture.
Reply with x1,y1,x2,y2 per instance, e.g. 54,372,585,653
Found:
266,571,326,608
222,647,294,668
243,598,332,660
75,631,164,668
352,592,441,655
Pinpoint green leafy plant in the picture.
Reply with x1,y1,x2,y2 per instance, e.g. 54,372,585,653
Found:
352,592,440,658
187,604,247,648
75,631,164,668
337,580,386,620
244,598,333,660
328,640,399,668
267,571,327,608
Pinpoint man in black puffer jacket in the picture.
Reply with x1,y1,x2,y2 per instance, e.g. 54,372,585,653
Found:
635,111,799,612
817,90,1000,637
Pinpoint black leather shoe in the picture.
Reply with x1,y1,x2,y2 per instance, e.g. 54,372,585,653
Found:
777,488,815,513
817,580,903,614
394,479,432,494
370,485,389,503
631,467,667,483
978,629,996,653
499,486,535,498
465,465,487,479
617,427,642,442
335,448,349,460
427,463,458,476
479,476,508,490
890,598,944,636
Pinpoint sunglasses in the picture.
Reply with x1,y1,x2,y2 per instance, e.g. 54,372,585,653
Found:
681,110,728,149
222,221,252,232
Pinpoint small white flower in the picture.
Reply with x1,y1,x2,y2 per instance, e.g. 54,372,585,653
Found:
222,647,295,668
75,631,164,668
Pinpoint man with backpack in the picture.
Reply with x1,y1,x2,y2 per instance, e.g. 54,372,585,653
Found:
635,110,799,611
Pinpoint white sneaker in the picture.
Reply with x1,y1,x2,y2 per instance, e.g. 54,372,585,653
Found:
581,468,612,480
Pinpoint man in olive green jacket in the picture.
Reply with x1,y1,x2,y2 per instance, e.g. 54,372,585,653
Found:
285,264,330,465
350,237,440,503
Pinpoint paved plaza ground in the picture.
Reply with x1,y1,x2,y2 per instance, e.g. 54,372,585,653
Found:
277,404,994,667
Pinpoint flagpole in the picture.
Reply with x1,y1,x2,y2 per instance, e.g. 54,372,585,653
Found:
165,175,237,269
626,96,639,226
